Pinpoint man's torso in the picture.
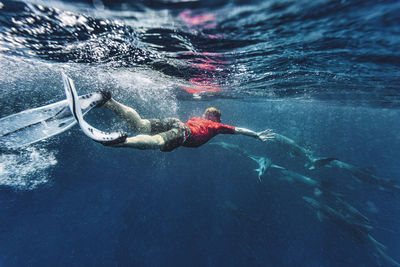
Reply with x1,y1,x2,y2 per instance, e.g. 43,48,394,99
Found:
183,117,235,147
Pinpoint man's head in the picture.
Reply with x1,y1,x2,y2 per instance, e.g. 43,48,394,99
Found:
204,107,221,122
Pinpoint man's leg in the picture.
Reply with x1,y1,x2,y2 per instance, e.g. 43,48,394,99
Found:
113,127,183,152
113,134,165,150
104,99,151,133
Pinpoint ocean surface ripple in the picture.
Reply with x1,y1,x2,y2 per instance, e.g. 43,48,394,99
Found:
0,0,399,106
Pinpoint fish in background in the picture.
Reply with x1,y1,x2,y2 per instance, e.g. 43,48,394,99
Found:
278,169,320,188
211,140,398,227
273,133,340,170
273,133,315,163
272,133,335,168
210,141,284,182
209,141,250,158
302,196,400,267
248,155,270,182
273,133,400,194
211,141,323,187
211,141,324,188
335,197,370,224
212,140,399,266
319,159,400,194
210,142,269,181
210,140,394,219
248,155,285,182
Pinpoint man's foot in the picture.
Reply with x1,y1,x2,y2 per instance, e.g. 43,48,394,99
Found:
95,131,128,146
95,90,112,108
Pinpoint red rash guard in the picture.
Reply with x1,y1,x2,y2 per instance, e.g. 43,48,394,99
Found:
183,117,236,147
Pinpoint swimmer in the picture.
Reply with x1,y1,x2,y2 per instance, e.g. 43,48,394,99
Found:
97,91,275,152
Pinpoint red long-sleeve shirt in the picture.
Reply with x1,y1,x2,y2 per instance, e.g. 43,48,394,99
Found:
183,117,235,147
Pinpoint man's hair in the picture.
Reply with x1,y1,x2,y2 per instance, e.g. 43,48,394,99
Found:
204,107,221,122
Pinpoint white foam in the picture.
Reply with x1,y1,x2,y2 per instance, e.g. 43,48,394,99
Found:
95,69,179,116
57,11,88,27
0,147,57,190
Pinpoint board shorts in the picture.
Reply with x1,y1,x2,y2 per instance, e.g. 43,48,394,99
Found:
148,118,192,152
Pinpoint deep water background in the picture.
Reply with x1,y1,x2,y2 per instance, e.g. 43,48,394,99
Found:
0,0,400,266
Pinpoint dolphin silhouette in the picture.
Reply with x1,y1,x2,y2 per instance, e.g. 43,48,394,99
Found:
322,160,400,193
273,133,337,170
302,196,400,266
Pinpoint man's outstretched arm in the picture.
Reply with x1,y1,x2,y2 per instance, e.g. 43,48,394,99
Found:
234,127,275,142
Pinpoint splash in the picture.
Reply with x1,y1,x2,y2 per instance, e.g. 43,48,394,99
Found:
107,69,179,116
0,147,57,190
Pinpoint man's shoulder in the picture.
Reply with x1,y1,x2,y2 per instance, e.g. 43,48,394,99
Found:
187,117,206,123
186,117,218,128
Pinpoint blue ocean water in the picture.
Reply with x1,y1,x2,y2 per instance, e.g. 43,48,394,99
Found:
0,0,400,266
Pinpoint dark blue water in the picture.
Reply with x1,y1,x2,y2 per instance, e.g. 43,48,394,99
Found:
1,0,400,266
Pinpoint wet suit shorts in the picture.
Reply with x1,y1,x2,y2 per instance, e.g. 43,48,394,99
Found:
148,118,191,152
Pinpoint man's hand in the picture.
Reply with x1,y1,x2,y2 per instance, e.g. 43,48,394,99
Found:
257,129,275,142
235,127,275,141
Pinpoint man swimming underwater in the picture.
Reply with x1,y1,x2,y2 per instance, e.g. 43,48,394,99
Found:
96,91,275,151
